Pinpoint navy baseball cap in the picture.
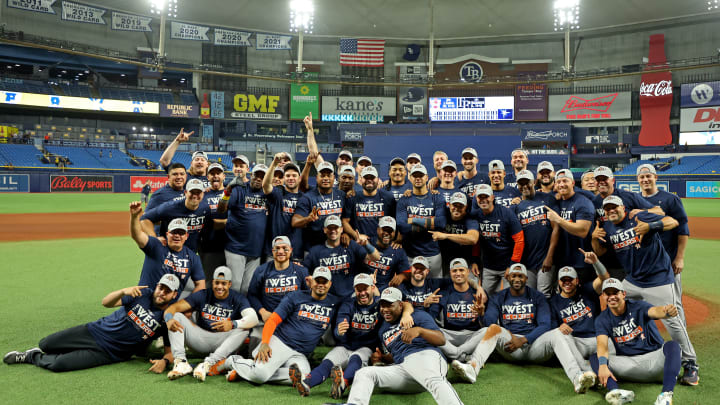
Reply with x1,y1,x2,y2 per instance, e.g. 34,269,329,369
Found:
390,157,406,166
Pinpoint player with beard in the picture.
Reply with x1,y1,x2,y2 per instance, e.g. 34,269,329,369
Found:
145,162,188,236
199,163,229,279
355,156,374,186
263,153,307,261
362,216,410,292
482,159,520,208
343,166,396,246
536,161,556,195
429,192,479,277
159,128,210,188
293,161,346,249
458,147,486,198
505,148,529,189
384,157,412,201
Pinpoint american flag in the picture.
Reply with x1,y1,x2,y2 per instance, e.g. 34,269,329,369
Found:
340,38,385,67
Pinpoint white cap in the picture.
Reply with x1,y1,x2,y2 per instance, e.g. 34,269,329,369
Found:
406,153,422,162
411,256,430,269
449,258,468,270
475,184,493,197
516,169,534,183
378,216,396,230
192,151,208,161
537,161,554,173
339,165,355,177
636,163,656,175
555,169,574,180
232,154,249,165
602,278,625,292
380,287,403,303
357,156,373,165
208,163,224,173
158,274,180,291
353,273,374,287
361,166,378,178
602,195,624,207
441,160,457,171
272,235,291,248
185,178,204,192
461,147,478,158
338,150,353,160
508,263,527,276
594,166,614,179
252,164,268,174
213,266,233,281
488,159,505,172
312,266,332,281
512,148,529,158
324,215,342,228
167,218,188,233
317,161,335,173
274,166,284,174
410,164,428,176
449,192,468,206
558,266,578,280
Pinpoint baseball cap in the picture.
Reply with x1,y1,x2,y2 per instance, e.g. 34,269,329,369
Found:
411,256,430,269
283,163,300,173
378,216,396,230
324,215,342,228
353,273,374,287
537,161,554,173
410,164,428,176
555,169,574,180
508,263,528,276
274,166,284,175
450,258,468,270
594,166,614,179
636,163,656,175
357,156,373,165
232,154,250,165
390,157,406,166
208,163,224,173
602,278,625,293
272,235,291,248
338,150,353,160
192,151,208,161
167,218,187,233
406,153,422,163
558,266,578,280
441,160,457,171
475,184,493,197
213,266,233,281
380,287,403,303
312,266,332,281
252,164,268,174
461,147,478,158
158,274,180,292
185,178,204,192
602,195,624,207
339,165,355,177
317,161,334,173
488,159,505,172
511,148,529,158
449,192,468,206
516,169,534,183
361,166,378,178
402,87,424,102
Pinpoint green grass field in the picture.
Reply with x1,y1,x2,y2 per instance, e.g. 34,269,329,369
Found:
1,194,719,403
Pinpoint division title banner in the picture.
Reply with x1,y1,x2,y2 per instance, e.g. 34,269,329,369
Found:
0,91,159,114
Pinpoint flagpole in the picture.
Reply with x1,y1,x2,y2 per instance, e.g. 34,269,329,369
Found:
428,0,435,81
297,30,304,73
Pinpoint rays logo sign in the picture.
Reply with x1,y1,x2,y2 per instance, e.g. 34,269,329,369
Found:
460,62,483,82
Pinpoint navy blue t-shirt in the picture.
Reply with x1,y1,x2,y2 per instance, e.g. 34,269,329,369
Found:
492,186,522,208
225,184,270,256
247,261,309,313
458,172,488,198
199,189,228,253
303,241,368,298
483,286,550,344
512,195,558,270
138,237,205,293
439,216,479,267
265,186,304,258
593,188,655,223
141,184,151,196
399,278,451,310
362,244,410,293
555,192,595,269
642,190,690,261
343,189,397,239
294,187,346,248
471,204,523,271
595,300,664,356
184,288,251,331
146,184,185,212
396,192,447,257
386,182,412,201
335,296,381,351
141,198,212,252
574,187,596,201
549,285,600,338
273,291,340,355
430,285,482,331
436,185,464,208
378,310,443,363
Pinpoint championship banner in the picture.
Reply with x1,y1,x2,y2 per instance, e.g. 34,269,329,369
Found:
130,176,167,192
256,33,292,50
429,96,514,122
227,92,288,120
214,28,252,46
61,1,106,25
0,174,29,192
111,11,152,32
7,0,56,14
680,107,720,132
681,81,720,108
322,96,396,122
548,92,631,121
160,103,198,118
397,87,426,122
290,81,319,120
171,21,209,41
0,91,159,114
210,91,225,118
515,84,547,121
50,175,113,192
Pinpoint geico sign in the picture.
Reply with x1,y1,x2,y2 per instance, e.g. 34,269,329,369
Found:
693,107,720,129
616,181,669,193
233,94,279,112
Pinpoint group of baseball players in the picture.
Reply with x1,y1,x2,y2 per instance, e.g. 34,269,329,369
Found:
4,114,699,405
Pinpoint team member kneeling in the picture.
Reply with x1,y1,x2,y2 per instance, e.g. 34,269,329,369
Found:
163,266,258,381
590,278,682,405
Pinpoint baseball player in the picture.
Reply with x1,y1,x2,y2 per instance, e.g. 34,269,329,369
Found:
144,162,187,236
140,180,152,208
225,155,250,187
581,170,598,195
199,163,229,280
505,148,530,188
384,157,412,201
340,287,464,405
457,147,487,198
592,195,698,385
355,156,374,186
130,203,205,295
222,267,340,386
292,161,346,249
397,256,450,309
158,128,210,188
263,154,307,261
337,165,361,194
360,216,409,292
470,264,597,394
336,150,354,171
163,266,258,381
484,159,521,207
436,160,464,206
536,161,555,195
589,278,683,405
431,150,448,181
342,166,397,245
396,164,447,277
470,184,525,296
4,274,180,372
511,170,559,294
405,153,422,172
304,215,381,299
428,192,480,277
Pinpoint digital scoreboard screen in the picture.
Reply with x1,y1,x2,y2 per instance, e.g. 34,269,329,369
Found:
429,96,514,122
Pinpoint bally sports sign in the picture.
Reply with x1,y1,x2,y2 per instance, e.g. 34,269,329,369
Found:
548,92,631,121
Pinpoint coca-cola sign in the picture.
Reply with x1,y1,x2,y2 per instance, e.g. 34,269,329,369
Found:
638,34,673,146
549,92,631,121
640,80,673,97
50,175,113,192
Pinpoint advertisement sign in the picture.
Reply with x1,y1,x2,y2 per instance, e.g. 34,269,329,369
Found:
210,91,224,119
340,129,364,142
616,181,669,194
322,96,396,122
255,33,292,50
130,176,168,192
515,84,547,121
237,133,305,142
227,92,288,120
0,91,159,114
0,174,29,192
214,28,252,46
111,11,152,32
681,81,720,108
290,79,319,120
680,106,720,132
397,87,426,122
159,104,198,118
50,175,113,192
585,134,619,144
548,92,631,121
679,131,720,145
459,61,483,82
686,181,720,198
61,1,105,24
398,65,427,82
171,22,209,41
429,96,514,122
521,126,569,141
7,0,56,14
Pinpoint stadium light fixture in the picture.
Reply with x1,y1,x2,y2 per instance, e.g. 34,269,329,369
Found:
150,0,178,18
710,0,719,10
289,0,314,34
553,0,580,31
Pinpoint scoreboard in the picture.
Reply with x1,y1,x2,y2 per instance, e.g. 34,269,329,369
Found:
429,96,514,122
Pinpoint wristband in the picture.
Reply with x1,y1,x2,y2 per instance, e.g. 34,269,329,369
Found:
592,261,608,277
411,217,430,228
364,243,376,254
232,320,239,329
598,356,608,366
162,358,170,368
164,312,173,323
648,220,663,232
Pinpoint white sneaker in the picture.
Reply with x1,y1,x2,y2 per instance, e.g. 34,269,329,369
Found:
167,359,193,380
451,359,478,384
654,391,673,405
193,361,209,382
573,371,596,394
605,388,635,405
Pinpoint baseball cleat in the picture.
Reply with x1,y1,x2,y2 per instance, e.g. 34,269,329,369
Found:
3,348,41,365
193,362,209,382
451,359,478,384
573,371,596,394
289,363,310,396
207,359,226,376
330,365,346,399
654,391,673,405
226,370,240,382
167,359,193,380
605,388,635,405
680,361,699,386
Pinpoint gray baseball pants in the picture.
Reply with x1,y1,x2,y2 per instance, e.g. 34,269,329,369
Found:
168,313,249,365
224,250,261,295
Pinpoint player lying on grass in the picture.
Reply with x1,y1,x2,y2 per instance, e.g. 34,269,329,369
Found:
4,274,180,373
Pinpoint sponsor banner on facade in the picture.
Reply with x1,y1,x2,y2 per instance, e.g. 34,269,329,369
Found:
515,84,547,121
638,72,673,146
7,0,56,14
50,175,113,192
397,87,426,122
548,92,631,121
0,174,29,192
0,90,158,114
61,1,105,24
226,92,288,120
111,11,152,32
686,181,720,198
585,134,619,144
214,28,252,46
340,129,364,142
237,133,305,141
680,106,720,132
616,181,669,194
681,81,720,108
171,21,209,41
679,131,720,145
160,103,198,118
322,96,396,122
521,126,569,141
429,96,514,122
290,79,319,120
130,176,168,192
210,91,224,118
255,33,292,50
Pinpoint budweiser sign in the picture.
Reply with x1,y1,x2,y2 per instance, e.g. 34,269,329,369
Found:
561,94,618,113
549,92,631,121
50,175,113,192
640,80,673,97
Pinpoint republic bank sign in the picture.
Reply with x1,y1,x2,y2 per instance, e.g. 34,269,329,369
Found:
321,96,396,122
